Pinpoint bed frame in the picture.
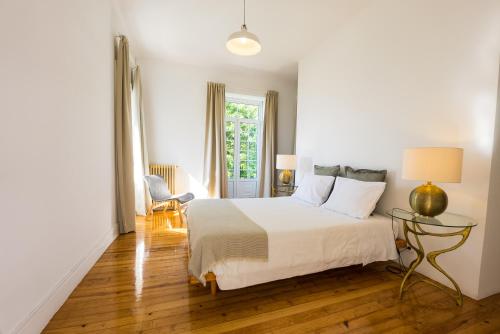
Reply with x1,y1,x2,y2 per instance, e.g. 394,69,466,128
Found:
189,272,218,296
187,238,409,296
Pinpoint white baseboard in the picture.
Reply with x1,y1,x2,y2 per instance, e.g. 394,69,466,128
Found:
12,225,119,334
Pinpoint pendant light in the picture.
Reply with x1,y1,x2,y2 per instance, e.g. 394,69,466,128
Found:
226,0,261,56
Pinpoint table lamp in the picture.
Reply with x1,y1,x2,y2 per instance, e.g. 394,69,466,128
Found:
402,147,463,217
276,154,297,185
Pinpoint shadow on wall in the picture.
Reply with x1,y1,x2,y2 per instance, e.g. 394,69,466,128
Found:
175,166,209,199
296,156,313,182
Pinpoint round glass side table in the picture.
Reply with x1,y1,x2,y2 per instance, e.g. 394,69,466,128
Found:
272,184,297,197
386,208,477,306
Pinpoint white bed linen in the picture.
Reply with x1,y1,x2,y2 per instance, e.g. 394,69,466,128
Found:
209,197,398,290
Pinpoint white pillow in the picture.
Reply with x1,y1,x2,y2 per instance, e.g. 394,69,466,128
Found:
292,174,335,206
321,177,386,219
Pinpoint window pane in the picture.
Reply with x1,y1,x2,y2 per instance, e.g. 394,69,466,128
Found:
240,164,247,179
225,102,239,118
248,142,257,160
240,141,248,152
237,103,258,120
240,160,247,170
225,121,235,179
239,122,258,180
248,161,257,179
249,125,257,139
225,101,259,120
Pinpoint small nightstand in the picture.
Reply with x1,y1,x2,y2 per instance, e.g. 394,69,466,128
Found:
387,208,477,306
272,184,297,197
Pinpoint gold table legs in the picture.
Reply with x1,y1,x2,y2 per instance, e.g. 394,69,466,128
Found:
400,221,472,306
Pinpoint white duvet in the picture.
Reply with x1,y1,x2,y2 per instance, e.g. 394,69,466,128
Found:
208,197,398,290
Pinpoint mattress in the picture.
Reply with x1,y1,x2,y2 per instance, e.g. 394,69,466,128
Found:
208,197,398,290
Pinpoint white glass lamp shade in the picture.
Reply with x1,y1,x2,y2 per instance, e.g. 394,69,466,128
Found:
276,154,297,170
402,147,463,183
226,25,261,56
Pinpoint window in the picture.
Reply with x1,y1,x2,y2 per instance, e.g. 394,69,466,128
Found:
225,94,264,198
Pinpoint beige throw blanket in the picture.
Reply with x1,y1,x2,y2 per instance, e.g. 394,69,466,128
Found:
187,199,268,284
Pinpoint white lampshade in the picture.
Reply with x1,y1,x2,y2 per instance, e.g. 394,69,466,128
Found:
226,25,261,56
402,147,463,183
276,154,297,170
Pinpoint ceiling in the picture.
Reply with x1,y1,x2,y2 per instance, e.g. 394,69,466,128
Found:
113,0,371,80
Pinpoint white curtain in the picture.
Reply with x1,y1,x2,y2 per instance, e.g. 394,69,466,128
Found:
131,66,150,216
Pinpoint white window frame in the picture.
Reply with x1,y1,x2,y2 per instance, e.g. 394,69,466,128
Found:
225,93,265,183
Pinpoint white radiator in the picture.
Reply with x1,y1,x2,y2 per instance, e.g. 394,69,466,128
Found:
149,163,177,194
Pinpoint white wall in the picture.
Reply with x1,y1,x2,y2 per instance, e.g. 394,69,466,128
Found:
140,58,297,197
0,1,117,333
296,0,500,299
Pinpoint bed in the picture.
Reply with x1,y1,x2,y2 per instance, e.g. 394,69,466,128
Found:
187,196,398,294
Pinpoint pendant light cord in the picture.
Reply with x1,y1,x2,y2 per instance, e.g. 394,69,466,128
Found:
243,0,246,26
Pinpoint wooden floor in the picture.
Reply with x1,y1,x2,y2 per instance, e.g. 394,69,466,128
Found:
44,212,500,333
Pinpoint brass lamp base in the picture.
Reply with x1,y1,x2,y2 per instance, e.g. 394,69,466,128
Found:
279,169,293,185
409,182,448,217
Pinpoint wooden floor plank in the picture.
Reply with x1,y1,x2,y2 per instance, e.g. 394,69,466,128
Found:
43,212,500,333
